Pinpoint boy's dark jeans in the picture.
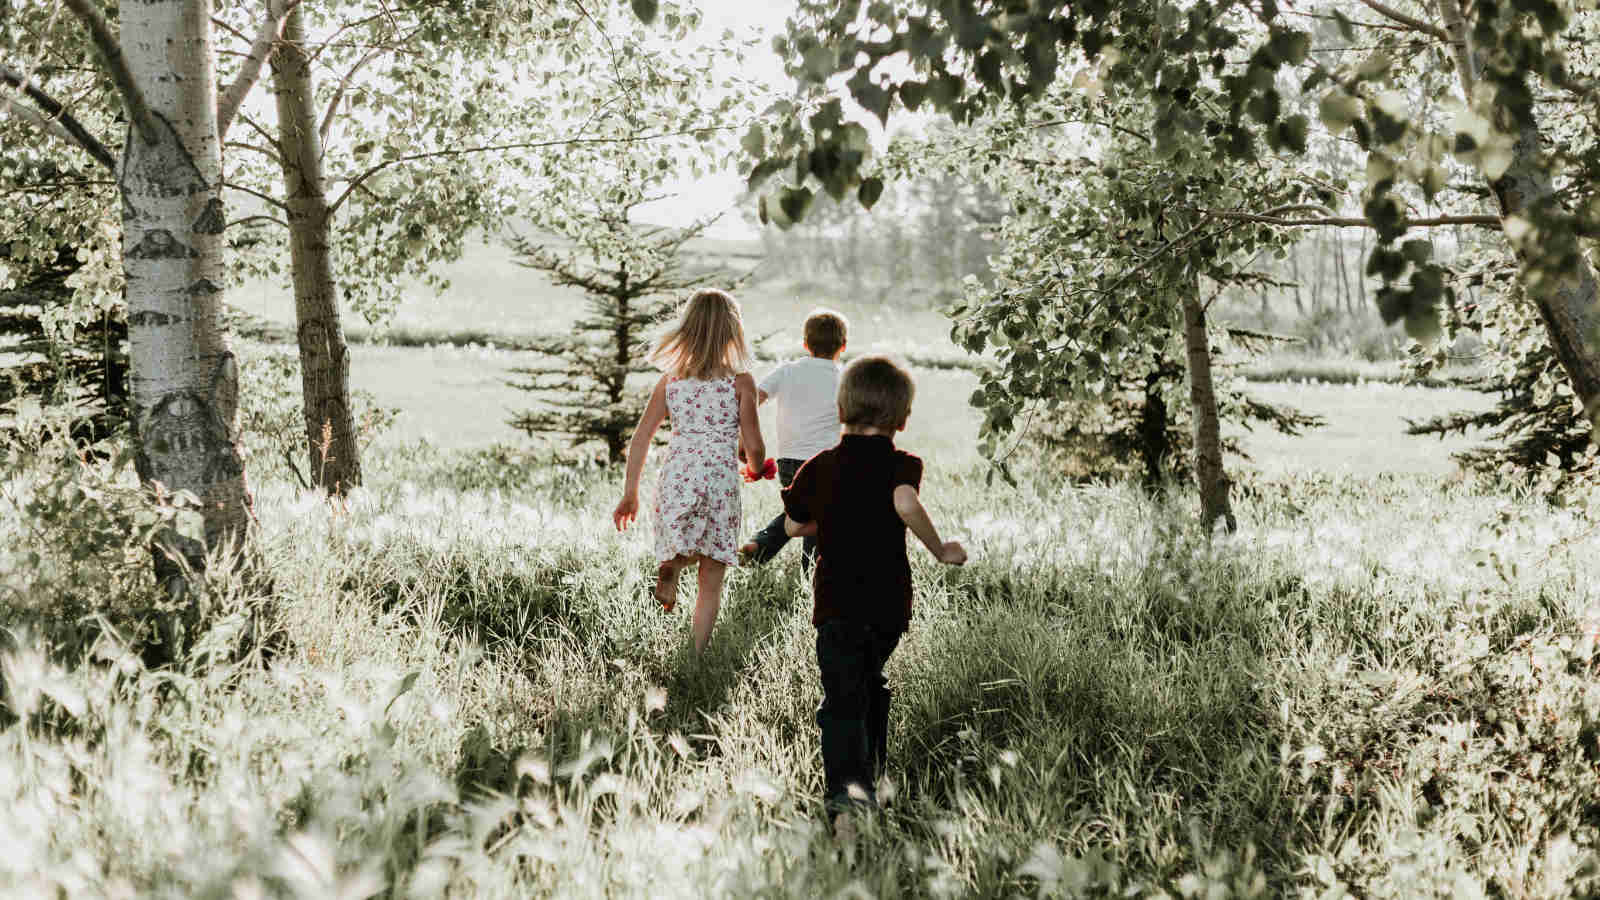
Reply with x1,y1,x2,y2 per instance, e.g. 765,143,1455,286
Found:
815,619,901,811
748,458,816,571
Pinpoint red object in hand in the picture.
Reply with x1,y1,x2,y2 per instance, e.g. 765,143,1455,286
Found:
742,457,777,483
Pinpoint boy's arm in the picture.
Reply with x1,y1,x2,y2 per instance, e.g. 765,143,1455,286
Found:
781,458,817,536
756,364,784,407
892,484,966,565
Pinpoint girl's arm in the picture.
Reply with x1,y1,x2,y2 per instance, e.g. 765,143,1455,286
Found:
734,372,765,466
613,376,670,531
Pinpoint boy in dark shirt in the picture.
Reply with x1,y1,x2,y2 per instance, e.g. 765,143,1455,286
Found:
781,355,967,824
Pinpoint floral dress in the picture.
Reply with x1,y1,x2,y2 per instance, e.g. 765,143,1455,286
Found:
654,375,741,565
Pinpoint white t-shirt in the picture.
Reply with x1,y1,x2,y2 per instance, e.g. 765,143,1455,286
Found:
758,356,842,461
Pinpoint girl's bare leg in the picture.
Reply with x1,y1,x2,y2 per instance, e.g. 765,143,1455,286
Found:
656,554,691,612
691,555,727,652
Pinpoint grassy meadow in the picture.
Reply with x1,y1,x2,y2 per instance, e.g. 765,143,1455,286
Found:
4,239,1597,898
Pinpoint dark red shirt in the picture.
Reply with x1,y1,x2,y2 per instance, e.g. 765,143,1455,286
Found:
781,434,923,633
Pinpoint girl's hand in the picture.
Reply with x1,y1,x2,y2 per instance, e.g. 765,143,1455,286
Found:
613,494,639,531
937,541,968,566
741,458,777,483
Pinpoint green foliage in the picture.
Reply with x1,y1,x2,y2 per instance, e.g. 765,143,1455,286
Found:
0,243,127,442
1408,256,1597,495
1032,342,1322,486
505,215,733,463
0,402,274,668
751,138,1004,306
234,345,397,490
757,0,1600,417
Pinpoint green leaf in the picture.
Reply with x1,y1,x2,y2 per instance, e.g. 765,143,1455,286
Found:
384,670,420,716
858,177,884,210
1277,114,1309,154
630,0,658,25
740,124,764,159
1355,50,1392,81
1318,90,1361,130
1400,239,1433,264
899,80,927,112
778,186,814,224
1333,9,1355,40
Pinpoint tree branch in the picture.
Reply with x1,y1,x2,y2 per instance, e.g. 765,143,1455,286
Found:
225,140,283,166
218,0,298,140
1197,205,1500,229
1356,0,1449,41
60,0,160,144
0,63,118,170
327,121,748,214
320,46,385,147
222,180,289,211
226,214,289,230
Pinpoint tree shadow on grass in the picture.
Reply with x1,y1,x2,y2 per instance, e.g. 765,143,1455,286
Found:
884,546,1308,884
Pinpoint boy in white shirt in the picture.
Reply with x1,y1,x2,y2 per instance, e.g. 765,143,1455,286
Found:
739,309,848,571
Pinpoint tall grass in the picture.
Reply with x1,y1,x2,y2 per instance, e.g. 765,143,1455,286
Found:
3,435,1598,897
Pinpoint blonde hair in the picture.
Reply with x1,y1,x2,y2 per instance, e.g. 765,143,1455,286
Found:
803,308,849,358
838,355,914,428
651,288,752,379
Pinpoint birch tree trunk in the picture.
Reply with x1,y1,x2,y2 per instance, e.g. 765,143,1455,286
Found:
1436,0,1600,424
119,0,250,571
1182,290,1236,534
272,5,361,493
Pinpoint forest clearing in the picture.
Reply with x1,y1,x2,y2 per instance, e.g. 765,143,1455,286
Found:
5,0,1600,896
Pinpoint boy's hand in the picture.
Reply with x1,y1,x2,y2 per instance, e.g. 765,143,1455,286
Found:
612,494,638,531
937,541,967,566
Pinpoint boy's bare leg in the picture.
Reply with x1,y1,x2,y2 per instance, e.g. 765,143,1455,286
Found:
691,555,726,652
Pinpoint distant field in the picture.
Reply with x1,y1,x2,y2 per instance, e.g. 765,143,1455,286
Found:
235,236,960,361
1232,381,1493,477
239,236,1498,477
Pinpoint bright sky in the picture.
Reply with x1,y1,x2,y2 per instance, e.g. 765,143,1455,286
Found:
636,0,792,238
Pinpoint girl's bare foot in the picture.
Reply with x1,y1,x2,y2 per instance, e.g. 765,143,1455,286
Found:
654,562,681,612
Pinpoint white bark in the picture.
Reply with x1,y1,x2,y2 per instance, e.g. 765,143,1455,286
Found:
119,0,250,567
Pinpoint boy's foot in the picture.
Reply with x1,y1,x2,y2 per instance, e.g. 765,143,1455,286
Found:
654,562,680,612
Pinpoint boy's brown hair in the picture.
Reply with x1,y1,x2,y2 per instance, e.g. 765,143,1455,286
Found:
838,355,915,428
803,309,849,358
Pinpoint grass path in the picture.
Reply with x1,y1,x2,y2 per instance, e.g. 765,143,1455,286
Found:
7,440,1596,897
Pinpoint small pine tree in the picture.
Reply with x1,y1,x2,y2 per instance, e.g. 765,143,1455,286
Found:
506,205,741,463
1407,259,1595,484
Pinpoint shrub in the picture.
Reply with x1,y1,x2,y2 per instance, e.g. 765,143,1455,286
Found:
0,401,276,669
235,345,396,490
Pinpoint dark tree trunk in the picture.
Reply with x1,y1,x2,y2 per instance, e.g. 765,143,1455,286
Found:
1137,365,1171,490
1182,291,1236,534
1437,0,1600,425
272,5,361,493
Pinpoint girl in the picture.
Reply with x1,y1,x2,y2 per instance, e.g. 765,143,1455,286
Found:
613,289,765,653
